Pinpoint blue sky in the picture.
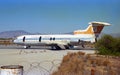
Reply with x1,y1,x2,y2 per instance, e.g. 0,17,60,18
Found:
0,0,120,34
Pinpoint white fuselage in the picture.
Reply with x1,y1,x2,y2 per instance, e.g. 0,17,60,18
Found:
14,34,95,45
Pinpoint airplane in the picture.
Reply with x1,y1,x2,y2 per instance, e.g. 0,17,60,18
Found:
13,21,110,49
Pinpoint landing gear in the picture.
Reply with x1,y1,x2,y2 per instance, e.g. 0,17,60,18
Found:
51,45,56,50
51,45,61,50
24,46,31,49
64,45,70,49
78,39,85,48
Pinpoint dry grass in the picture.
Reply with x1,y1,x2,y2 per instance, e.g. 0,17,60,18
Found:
52,51,120,75
0,39,13,45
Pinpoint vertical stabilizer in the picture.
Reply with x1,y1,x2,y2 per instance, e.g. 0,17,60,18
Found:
88,21,110,38
74,21,110,37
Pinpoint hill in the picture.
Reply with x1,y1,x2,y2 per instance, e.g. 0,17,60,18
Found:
0,30,31,38
109,33,120,37
98,33,120,39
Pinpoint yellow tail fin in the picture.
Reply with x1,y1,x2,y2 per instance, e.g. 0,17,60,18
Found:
74,21,110,37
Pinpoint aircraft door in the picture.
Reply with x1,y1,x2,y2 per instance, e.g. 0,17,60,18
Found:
23,36,25,42
39,36,42,42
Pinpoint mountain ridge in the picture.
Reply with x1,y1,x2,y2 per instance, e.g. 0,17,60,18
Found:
0,30,32,38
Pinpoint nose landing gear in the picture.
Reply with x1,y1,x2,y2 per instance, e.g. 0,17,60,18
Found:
24,46,31,49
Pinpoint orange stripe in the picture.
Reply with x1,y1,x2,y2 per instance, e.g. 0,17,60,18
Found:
74,26,104,35
74,26,94,34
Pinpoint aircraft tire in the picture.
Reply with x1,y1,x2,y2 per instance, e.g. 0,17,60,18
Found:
24,46,31,49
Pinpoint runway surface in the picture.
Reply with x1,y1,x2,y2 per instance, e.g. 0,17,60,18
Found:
0,45,95,75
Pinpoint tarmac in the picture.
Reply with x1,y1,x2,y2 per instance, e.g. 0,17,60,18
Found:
0,45,95,75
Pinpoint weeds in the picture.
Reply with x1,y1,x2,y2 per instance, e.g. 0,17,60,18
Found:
52,51,120,75
95,34,120,56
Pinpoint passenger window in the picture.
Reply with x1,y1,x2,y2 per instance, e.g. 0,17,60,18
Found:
53,37,55,40
50,37,52,41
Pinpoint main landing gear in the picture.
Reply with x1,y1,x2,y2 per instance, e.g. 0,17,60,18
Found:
24,46,31,49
